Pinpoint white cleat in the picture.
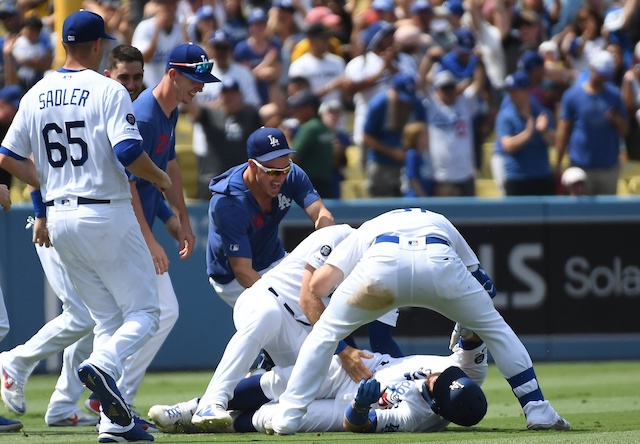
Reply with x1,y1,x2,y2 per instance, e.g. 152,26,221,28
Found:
191,404,233,432
1,366,25,415
148,398,200,433
47,410,100,427
524,400,571,431
527,416,571,431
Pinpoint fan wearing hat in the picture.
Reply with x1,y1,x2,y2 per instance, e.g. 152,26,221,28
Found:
495,70,556,196
556,49,628,195
288,23,346,104
363,72,426,197
424,69,484,196
132,0,185,89
290,6,344,64
344,20,397,153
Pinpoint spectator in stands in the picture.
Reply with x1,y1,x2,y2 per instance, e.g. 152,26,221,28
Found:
132,0,186,89
370,0,396,24
561,166,587,196
556,50,628,195
503,8,543,75
219,0,249,48
0,2,21,89
288,23,346,105
0,84,21,189
560,6,605,74
467,0,506,91
233,8,283,107
84,0,136,71
318,99,349,199
267,0,302,94
425,70,484,197
288,89,335,198
621,42,640,160
195,78,262,200
402,121,434,197
290,6,343,64
10,15,52,90
344,20,397,167
187,4,218,46
496,70,556,196
363,72,425,197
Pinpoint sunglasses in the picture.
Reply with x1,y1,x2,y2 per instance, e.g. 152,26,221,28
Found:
252,158,292,177
169,60,214,74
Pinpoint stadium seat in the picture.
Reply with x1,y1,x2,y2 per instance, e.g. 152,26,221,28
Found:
475,178,502,197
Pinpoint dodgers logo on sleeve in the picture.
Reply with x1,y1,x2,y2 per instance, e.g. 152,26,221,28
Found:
320,245,332,256
126,113,136,125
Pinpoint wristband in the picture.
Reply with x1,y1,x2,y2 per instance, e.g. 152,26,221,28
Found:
30,189,46,218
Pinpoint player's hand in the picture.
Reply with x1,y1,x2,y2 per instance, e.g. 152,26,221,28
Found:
154,171,172,193
148,238,170,275
32,217,51,247
177,223,195,260
0,184,10,212
338,346,374,382
354,379,381,410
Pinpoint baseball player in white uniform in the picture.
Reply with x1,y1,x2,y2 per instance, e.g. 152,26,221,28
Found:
147,339,488,434
0,10,171,443
272,207,571,434
148,224,400,432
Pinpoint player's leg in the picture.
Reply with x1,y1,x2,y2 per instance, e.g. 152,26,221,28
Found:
193,288,286,430
0,285,23,432
45,333,97,426
119,272,179,406
254,399,346,434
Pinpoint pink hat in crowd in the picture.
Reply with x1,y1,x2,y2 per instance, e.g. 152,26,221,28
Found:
305,6,341,26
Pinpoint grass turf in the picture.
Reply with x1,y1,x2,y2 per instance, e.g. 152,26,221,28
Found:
1,360,639,443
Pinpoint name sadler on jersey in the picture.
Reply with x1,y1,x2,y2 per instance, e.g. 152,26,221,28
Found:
39,88,90,109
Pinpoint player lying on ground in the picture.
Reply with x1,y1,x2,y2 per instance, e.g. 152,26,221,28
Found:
148,335,488,433
150,224,402,431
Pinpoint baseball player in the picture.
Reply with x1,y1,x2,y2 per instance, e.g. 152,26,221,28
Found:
149,224,401,431
0,185,23,432
0,10,171,443
147,338,488,434
272,207,571,434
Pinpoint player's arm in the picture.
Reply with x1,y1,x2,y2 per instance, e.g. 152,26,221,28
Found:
157,199,180,241
228,256,261,289
304,199,334,230
26,183,50,247
130,181,169,275
116,139,171,192
164,158,195,260
0,149,40,188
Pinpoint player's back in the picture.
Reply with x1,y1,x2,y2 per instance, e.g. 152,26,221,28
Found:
4,70,140,202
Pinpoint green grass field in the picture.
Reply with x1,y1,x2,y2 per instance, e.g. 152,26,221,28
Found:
2,361,639,444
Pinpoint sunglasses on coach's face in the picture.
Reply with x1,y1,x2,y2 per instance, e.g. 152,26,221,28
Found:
168,60,214,73
252,158,293,177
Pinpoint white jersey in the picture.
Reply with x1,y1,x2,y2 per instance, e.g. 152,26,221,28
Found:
325,208,480,279
132,18,186,89
344,52,395,146
424,87,480,182
288,52,345,104
252,224,355,325
2,70,141,202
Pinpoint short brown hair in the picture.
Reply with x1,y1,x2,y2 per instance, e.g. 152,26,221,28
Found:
107,45,144,71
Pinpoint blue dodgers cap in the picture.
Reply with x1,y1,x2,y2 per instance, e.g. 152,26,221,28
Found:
246,127,295,162
274,0,296,12
62,10,115,43
209,29,231,46
518,50,544,72
0,84,23,108
445,0,465,16
362,20,395,52
504,69,530,90
372,0,395,11
421,366,487,427
220,77,240,91
392,72,417,101
195,5,216,21
454,27,475,53
411,0,432,13
247,8,268,24
167,43,221,83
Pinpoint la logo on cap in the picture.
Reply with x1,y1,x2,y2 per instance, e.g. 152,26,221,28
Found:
268,134,280,147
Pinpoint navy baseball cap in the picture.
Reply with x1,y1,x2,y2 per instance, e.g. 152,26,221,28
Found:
392,72,417,101
455,27,475,53
445,0,465,16
421,366,487,427
247,8,268,24
209,29,231,46
362,20,395,52
247,127,295,162
505,69,530,90
518,50,544,72
411,0,432,14
0,84,23,108
220,77,240,91
167,43,221,83
62,10,115,43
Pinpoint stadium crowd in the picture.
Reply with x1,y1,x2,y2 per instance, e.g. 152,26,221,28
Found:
1,0,640,199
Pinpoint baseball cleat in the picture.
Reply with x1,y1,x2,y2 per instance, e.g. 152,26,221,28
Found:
134,415,159,433
47,410,100,427
98,422,154,442
1,367,26,415
0,415,23,432
527,416,571,431
78,363,132,427
148,398,199,433
191,404,233,432
85,392,101,415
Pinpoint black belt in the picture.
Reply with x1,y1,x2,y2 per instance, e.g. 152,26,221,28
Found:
374,235,448,245
45,197,111,206
268,287,311,327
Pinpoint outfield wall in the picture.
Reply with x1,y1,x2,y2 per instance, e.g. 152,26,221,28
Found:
1,196,639,373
